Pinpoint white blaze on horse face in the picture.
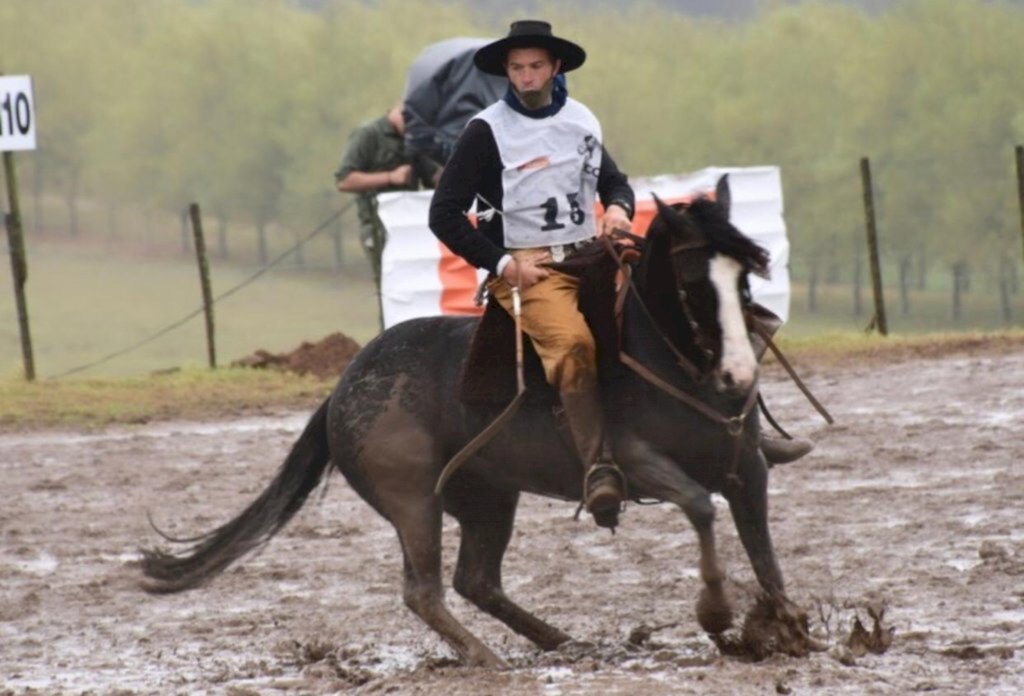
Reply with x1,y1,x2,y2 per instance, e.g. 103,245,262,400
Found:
709,255,757,391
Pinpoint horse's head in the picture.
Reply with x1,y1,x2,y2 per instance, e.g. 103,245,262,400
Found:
646,176,770,394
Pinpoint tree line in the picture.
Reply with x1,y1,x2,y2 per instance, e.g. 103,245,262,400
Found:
2,0,1023,319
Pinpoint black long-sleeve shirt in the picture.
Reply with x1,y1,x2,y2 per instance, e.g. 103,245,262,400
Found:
429,119,635,274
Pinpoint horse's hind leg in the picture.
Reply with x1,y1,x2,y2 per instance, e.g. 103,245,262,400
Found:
349,406,505,667
392,500,506,668
445,475,572,650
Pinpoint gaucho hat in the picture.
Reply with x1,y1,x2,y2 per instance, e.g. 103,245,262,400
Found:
473,20,586,76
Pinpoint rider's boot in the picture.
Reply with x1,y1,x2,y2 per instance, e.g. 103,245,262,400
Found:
560,388,625,530
760,434,814,466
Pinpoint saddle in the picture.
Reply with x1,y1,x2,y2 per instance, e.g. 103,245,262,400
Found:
458,240,624,407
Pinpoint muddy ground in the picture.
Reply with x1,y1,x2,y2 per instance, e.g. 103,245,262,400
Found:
2,349,1022,694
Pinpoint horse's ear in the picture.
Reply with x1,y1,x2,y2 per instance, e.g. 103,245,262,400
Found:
653,191,704,243
715,175,731,217
652,192,685,230
714,175,732,215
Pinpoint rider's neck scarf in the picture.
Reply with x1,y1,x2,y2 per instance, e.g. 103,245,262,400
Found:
503,74,568,119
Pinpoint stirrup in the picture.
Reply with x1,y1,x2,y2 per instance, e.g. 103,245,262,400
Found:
583,461,627,530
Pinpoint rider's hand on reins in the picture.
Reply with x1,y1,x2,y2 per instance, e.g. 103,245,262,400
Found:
598,203,632,238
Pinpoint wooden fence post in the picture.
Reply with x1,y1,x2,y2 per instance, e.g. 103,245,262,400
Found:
189,202,216,369
3,149,36,380
1015,145,1024,268
860,156,888,336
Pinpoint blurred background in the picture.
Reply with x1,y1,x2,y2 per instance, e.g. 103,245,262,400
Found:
2,0,1023,377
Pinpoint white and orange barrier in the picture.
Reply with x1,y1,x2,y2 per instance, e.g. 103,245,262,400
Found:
377,166,790,329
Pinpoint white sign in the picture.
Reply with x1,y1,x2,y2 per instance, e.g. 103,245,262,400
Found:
0,75,37,152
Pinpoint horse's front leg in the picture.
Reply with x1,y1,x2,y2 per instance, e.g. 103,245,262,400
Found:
618,435,732,635
723,447,825,655
722,448,785,597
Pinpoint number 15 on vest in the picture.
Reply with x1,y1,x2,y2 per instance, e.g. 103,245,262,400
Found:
0,75,37,153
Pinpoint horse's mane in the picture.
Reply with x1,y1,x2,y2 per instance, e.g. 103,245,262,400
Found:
632,208,702,365
684,198,771,278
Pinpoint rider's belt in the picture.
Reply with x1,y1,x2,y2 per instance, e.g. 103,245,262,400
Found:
549,237,596,263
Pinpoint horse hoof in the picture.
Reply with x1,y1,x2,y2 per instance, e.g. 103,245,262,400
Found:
697,586,734,635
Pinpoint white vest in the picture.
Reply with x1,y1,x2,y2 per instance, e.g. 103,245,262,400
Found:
474,98,602,249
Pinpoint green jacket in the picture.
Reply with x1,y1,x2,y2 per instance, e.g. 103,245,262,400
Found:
334,115,419,245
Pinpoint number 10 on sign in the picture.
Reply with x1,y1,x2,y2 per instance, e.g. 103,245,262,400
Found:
0,75,37,152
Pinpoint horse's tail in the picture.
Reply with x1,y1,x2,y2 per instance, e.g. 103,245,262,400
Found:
140,397,333,593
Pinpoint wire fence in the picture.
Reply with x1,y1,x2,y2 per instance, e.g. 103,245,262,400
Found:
47,202,353,379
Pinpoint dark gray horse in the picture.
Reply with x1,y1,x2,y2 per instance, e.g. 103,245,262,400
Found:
142,177,813,666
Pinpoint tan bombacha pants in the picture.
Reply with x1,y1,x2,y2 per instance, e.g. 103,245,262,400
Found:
488,268,597,394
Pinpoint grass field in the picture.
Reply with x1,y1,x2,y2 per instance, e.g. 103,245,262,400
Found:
0,366,331,430
1,237,1022,380
1,327,1021,431
0,240,381,379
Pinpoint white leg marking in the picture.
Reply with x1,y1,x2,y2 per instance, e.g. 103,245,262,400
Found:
708,255,757,390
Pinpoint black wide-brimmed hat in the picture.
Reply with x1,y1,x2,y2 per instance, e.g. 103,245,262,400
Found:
473,20,586,76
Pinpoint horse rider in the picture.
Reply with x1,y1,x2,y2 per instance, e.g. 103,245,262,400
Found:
429,20,633,527
430,20,814,528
